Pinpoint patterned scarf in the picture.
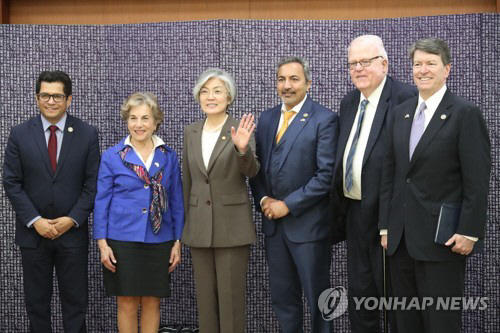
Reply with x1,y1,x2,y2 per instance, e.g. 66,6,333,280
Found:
119,146,167,234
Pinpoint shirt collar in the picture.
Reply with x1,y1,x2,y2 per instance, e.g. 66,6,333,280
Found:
124,134,165,149
281,94,308,113
418,84,447,112
361,76,386,109
41,113,67,132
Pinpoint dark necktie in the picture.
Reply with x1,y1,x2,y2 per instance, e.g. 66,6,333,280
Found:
48,125,58,173
345,99,368,192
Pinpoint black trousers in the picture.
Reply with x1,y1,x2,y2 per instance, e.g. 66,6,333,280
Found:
389,237,465,333
345,199,385,333
21,238,88,333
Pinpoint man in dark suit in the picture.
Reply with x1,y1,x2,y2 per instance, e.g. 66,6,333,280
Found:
379,38,490,333
330,35,416,332
250,57,338,332
3,71,100,332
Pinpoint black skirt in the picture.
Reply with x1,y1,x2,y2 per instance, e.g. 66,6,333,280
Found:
103,239,174,297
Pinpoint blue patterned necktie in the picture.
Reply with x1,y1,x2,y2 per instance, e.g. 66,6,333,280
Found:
345,99,368,192
409,102,427,160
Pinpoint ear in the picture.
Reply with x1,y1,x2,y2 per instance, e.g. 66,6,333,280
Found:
306,80,312,91
66,95,73,108
444,63,451,79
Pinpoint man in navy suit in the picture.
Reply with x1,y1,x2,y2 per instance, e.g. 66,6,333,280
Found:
330,35,416,332
379,38,490,332
3,71,100,332
251,57,338,332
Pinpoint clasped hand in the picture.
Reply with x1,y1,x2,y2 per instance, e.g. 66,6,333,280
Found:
261,197,289,220
34,216,74,240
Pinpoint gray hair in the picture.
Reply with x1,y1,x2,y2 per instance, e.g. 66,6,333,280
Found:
348,35,388,60
193,68,237,106
120,92,164,126
409,38,451,65
277,56,311,82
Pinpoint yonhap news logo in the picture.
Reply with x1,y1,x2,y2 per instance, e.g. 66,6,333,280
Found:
318,286,488,321
318,286,348,320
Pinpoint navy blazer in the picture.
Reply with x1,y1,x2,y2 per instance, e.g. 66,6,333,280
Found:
3,114,100,248
250,96,339,243
93,138,184,243
379,90,490,261
330,76,417,243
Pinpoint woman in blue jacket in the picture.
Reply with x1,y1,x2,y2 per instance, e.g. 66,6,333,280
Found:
93,92,184,333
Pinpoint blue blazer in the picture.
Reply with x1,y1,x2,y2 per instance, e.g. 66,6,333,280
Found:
250,96,339,242
93,139,184,243
3,114,100,248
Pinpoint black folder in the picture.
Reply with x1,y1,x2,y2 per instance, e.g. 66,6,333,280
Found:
434,203,461,245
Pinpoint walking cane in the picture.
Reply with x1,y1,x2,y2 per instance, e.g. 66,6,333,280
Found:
383,248,388,333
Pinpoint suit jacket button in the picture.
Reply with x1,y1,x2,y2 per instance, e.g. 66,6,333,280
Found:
406,178,411,183
144,184,149,189
142,208,147,213
205,179,209,184
206,200,211,206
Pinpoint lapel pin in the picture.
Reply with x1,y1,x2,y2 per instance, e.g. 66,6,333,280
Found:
154,162,159,167
68,127,73,132
303,113,309,118
405,114,410,119
300,118,306,122
441,114,447,120
221,136,226,140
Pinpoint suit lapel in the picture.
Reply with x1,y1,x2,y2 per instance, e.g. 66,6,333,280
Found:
31,115,54,176
362,80,391,167
54,114,75,179
189,120,208,177
206,116,234,174
278,97,314,171
408,91,453,172
338,93,360,162
263,106,282,173
400,98,418,170
149,146,167,176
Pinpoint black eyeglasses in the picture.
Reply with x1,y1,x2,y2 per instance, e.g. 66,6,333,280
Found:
37,93,67,103
348,56,383,70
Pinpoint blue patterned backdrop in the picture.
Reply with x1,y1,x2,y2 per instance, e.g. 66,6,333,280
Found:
0,14,498,332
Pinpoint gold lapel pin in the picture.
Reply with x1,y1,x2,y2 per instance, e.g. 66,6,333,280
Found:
68,127,73,132
303,113,309,118
154,162,159,167
405,114,410,119
221,136,226,140
441,114,447,120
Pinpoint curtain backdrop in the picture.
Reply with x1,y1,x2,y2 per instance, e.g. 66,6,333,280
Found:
0,14,498,332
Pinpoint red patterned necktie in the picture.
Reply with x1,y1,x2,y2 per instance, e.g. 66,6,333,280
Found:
48,125,58,173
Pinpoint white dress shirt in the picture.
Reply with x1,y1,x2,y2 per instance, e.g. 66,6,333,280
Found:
343,76,386,200
125,134,165,172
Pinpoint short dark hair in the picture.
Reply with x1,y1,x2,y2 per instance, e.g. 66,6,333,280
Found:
277,56,311,82
36,71,72,96
409,38,451,66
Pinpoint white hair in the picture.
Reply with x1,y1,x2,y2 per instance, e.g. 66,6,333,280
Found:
348,35,389,61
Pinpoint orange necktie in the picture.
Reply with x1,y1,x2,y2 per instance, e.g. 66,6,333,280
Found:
276,111,296,143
